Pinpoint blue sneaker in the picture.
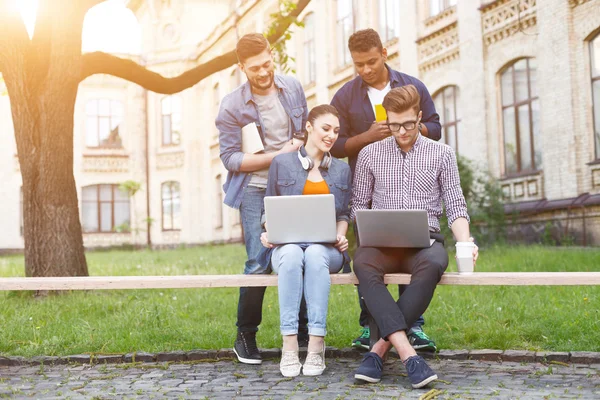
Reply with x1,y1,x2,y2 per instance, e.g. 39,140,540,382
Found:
404,355,438,388
354,352,383,383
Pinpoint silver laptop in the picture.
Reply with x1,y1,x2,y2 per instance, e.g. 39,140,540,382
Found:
264,194,337,244
355,209,435,248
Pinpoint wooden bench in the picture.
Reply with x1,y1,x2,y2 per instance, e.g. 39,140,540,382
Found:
2,272,600,348
2,272,600,291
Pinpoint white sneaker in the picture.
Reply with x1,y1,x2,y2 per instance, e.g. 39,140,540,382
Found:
303,343,326,376
280,350,302,377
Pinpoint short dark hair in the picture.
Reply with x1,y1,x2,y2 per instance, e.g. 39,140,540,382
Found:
307,104,339,126
236,33,270,63
348,29,383,53
382,85,421,114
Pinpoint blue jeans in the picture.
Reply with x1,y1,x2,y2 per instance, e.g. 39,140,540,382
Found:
271,244,343,337
237,186,308,333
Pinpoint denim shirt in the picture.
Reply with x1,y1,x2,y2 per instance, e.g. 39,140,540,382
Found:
216,75,308,209
330,65,441,173
256,152,353,271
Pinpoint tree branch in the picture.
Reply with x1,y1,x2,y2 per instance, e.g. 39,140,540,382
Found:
0,0,31,71
80,0,311,93
80,51,238,94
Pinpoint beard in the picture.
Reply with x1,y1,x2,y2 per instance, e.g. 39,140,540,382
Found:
249,72,274,91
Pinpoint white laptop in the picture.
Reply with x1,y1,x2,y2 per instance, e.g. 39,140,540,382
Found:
264,194,337,244
355,209,435,248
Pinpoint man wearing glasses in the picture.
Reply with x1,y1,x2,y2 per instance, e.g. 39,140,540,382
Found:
351,85,477,388
330,28,441,352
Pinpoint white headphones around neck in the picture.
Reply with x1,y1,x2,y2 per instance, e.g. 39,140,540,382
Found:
297,145,332,171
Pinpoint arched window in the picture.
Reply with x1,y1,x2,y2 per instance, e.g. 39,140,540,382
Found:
379,0,400,43
433,86,460,152
590,32,600,159
161,95,182,146
500,58,540,175
81,184,130,233
303,13,316,85
161,181,181,231
85,99,123,148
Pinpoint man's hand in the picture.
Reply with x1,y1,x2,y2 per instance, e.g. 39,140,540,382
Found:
335,234,348,252
469,236,479,266
277,139,302,155
365,121,392,143
260,232,274,249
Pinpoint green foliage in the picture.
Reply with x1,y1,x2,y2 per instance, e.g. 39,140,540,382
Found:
441,156,506,247
264,0,304,74
119,180,142,197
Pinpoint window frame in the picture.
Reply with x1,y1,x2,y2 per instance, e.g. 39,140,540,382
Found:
433,85,460,152
81,184,130,233
215,174,223,229
429,0,457,17
500,58,540,176
336,0,354,68
379,0,400,43
590,32,600,160
85,99,124,149
161,95,182,146
303,13,317,85
161,181,181,231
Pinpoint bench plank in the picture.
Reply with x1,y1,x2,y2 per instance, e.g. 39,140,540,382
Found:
1,272,600,291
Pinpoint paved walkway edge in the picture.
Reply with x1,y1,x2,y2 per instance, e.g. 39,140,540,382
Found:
1,348,599,367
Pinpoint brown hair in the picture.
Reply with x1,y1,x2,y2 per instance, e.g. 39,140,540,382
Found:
348,29,383,53
307,104,339,126
236,33,270,63
382,85,421,114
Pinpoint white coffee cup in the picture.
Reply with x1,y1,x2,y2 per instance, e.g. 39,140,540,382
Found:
455,242,476,274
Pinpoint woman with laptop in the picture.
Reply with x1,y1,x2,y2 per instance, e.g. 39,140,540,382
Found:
257,104,352,377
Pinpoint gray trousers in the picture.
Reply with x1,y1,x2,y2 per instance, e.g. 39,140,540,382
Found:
353,233,448,339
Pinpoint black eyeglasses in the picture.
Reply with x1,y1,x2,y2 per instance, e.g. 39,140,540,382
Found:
386,121,418,132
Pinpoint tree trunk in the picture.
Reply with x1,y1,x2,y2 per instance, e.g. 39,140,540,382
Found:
2,0,89,277
15,88,88,278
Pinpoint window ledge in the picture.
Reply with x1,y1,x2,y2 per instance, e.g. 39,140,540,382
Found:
586,159,600,166
500,169,542,181
157,146,184,155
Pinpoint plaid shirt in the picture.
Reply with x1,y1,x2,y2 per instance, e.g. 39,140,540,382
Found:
351,134,469,231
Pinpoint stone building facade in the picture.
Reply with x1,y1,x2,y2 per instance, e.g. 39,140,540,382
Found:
1,0,599,250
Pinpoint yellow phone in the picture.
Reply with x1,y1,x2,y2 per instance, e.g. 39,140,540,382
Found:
374,104,387,122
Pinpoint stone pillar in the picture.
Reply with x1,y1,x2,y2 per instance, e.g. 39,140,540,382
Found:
536,0,578,200
456,1,488,167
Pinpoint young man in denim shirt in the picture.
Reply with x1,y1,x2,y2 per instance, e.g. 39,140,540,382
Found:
216,33,308,365
330,29,441,352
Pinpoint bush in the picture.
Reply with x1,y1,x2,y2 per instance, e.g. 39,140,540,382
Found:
440,156,506,247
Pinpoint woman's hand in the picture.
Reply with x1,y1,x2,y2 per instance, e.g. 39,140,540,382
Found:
260,232,274,249
335,234,348,252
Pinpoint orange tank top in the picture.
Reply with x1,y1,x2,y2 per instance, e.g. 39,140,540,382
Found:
302,179,330,195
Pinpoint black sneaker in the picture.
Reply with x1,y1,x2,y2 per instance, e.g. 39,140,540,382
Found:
351,326,370,350
407,330,437,352
404,355,438,388
354,351,383,383
233,331,262,365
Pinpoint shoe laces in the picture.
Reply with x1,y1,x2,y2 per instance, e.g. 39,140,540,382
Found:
359,327,370,339
241,332,259,354
305,352,324,367
281,351,300,367
411,330,430,341
362,352,383,372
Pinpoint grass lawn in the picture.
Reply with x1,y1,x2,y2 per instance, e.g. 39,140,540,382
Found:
1,244,599,357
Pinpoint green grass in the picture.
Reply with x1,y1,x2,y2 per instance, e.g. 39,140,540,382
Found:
0,244,599,357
